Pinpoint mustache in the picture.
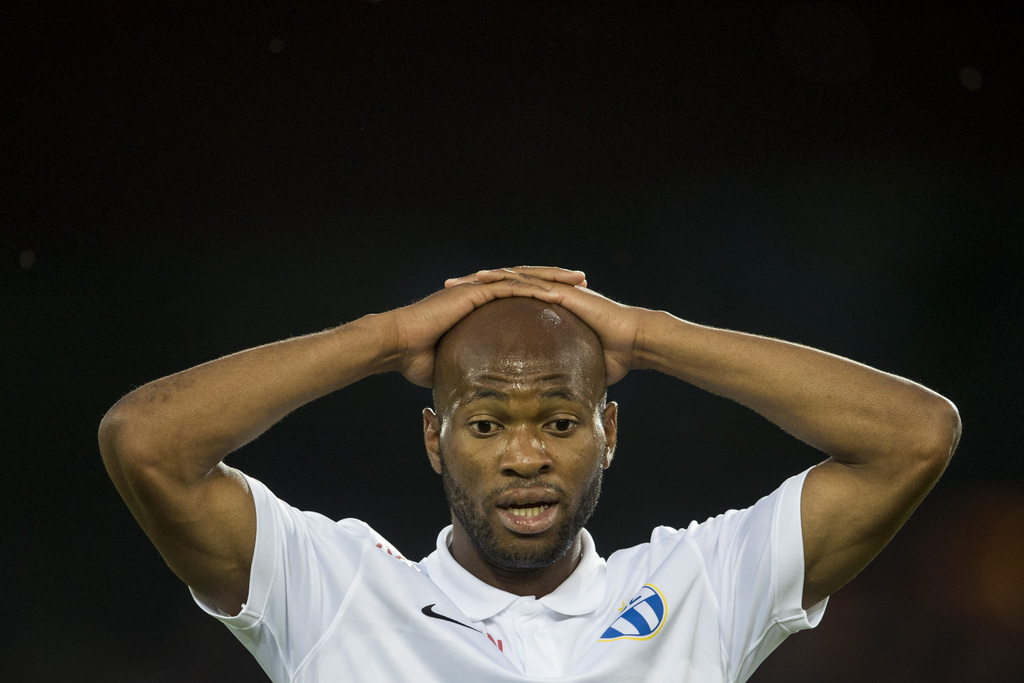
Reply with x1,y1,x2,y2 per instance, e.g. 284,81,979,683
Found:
486,479,568,500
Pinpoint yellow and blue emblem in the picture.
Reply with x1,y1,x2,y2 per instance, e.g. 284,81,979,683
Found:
599,584,667,641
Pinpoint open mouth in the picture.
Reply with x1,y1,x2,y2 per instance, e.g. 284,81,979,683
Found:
507,504,551,518
495,488,561,533
496,487,559,511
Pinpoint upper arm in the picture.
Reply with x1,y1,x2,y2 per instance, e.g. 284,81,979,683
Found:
799,403,959,608
101,423,257,615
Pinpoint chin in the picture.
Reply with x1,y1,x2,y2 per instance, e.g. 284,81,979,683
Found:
485,534,576,571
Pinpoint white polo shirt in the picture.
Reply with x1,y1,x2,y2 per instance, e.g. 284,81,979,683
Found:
193,470,826,682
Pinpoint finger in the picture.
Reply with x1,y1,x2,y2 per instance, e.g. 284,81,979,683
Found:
443,270,497,287
444,268,520,288
445,266,587,289
443,275,480,288
498,266,587,286
456,278,564,307
474,267,588,287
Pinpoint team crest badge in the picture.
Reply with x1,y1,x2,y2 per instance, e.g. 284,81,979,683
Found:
599,584,667,641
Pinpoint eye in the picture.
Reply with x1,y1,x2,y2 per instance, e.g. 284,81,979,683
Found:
469,420,502,435
548,419,578,434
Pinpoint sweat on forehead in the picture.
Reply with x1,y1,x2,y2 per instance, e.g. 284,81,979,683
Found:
431,298,606,408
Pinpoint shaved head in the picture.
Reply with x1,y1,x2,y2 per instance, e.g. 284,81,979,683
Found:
423,296,618,578
432,298,606,417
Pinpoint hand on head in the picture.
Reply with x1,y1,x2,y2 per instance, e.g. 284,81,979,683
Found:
389,266,648,388
449,267,649,385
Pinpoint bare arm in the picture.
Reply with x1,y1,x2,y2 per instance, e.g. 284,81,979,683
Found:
99,317,396,614
98,272,582,615
450,268,962,609
633,312,961,608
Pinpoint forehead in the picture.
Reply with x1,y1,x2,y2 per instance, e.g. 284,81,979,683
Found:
456,347,593,393
442,344,602,411
432,298,606,411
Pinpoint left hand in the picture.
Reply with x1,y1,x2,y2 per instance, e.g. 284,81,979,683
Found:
444,266,650,384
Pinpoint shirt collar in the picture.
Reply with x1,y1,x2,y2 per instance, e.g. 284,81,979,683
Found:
420,525,607,621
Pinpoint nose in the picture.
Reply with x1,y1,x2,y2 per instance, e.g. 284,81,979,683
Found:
499,426,553,477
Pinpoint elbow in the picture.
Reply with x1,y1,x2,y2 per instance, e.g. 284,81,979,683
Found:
942,397,963,455
99,399,143,503
98,398,143,473
99,396,196,509
99,392,225,492
98,395,164,480
931,395,961,460
913,394,962,478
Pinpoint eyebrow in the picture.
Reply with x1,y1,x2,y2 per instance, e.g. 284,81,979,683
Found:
465,387,583,404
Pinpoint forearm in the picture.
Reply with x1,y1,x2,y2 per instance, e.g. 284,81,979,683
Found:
635,310,960,466
99,313,400,483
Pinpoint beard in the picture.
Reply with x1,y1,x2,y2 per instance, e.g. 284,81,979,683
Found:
439,445,603,571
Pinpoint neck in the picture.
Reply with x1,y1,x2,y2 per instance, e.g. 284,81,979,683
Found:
448,530,584,598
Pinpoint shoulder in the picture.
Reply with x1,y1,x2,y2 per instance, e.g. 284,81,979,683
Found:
244,473,404,572
628,470,809,563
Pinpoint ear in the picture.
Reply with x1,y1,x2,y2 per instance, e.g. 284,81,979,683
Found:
423,407,443,474
601,401,618,468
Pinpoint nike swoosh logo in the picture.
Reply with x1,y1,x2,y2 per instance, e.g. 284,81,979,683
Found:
421,604,479,632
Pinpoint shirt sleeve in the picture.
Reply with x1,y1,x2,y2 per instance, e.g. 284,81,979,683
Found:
189,473,377,682
652,468,827,682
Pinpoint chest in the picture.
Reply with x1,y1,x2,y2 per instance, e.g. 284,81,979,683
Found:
296,558,727,682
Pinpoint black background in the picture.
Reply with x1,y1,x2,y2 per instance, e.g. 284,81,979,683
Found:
4,1,1023,681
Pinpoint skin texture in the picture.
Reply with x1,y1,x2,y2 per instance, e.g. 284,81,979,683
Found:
423,298,618,597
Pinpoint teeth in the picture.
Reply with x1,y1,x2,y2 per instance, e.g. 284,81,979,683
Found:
510,505,549,518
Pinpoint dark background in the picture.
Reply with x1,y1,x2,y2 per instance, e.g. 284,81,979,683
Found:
4,1,1022,681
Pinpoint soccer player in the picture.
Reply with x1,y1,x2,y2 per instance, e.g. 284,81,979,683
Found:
99,266,960,681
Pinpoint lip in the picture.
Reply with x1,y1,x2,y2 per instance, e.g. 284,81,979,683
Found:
494,487,562,535
495,487,560,508
497,502,559,535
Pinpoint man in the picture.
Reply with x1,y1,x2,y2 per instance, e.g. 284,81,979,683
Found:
99,266,961,681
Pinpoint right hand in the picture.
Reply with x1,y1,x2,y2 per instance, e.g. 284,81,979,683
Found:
387,267,588,387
